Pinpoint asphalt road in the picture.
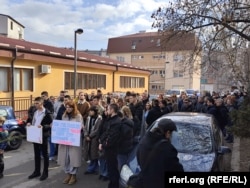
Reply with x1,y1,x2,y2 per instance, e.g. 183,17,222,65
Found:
2,140,109,188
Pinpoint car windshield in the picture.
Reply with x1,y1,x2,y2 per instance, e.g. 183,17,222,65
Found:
171,122,213,154
166,90,180,95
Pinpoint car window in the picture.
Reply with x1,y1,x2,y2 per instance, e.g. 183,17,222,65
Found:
0,109,7,117
149,120,213,154
171,122,213,154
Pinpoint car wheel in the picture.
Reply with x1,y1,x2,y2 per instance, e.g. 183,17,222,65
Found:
7,131,23,150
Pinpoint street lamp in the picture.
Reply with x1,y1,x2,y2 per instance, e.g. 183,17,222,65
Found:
74,28,83,99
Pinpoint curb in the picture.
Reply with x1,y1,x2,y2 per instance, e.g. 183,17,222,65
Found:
230,137,240,171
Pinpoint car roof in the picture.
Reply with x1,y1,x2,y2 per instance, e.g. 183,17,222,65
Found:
0,105,13,109
158,112,214,126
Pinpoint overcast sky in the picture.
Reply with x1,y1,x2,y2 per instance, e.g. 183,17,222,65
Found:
0,0,167,50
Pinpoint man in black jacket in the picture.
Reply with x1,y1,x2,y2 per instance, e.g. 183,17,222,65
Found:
137,118,183,188
99,103,121,188
26,97,53,181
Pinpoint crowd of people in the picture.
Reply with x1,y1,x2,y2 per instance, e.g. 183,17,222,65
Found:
0,87,247,187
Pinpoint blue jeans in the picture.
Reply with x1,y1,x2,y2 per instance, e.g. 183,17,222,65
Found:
87,159,99,172
98,158,108,177
117,154,130,171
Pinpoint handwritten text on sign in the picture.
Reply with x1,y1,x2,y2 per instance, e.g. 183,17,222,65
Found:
52,120,81,147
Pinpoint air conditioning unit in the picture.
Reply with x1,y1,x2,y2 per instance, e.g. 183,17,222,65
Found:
39,65,51,74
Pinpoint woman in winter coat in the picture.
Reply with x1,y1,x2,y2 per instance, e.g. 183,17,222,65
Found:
57,101,83,185
117,106,134,171
83,106,102,174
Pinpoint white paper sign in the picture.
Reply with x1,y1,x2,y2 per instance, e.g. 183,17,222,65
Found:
52,120,81,147
26,126,43,144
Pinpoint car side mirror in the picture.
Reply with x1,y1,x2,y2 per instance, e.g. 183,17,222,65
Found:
218,146,231,155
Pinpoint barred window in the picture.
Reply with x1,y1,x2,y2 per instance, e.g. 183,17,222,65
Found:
64,72,106,90
120,76,145,88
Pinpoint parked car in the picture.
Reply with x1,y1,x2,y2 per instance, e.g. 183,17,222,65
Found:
120,112,231,187
185,89,199,97
0,105,26,150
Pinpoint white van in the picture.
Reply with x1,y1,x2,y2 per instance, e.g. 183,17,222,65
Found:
165,89,186,98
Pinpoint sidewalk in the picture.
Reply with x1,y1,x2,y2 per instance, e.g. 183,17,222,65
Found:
230,137,250,172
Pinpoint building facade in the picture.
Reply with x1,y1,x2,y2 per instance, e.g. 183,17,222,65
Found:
107,31,201,94
0,14,25,40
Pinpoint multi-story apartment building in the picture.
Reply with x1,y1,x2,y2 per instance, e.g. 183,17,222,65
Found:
107,31,201,94
0,14,25,40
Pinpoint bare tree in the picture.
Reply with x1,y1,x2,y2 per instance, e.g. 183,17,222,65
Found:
152,0,250,137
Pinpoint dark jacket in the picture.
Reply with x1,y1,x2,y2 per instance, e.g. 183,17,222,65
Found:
100,114,121,151
146,106,162,127
117,117,134,154
55,104,66,120
137,130,184,188
27,109,53,139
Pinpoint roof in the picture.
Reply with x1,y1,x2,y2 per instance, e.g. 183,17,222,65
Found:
0,14,25,28
107,31,197,54
0,36,150,73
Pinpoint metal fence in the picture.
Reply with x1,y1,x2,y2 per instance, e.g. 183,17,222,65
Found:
0,95,33,120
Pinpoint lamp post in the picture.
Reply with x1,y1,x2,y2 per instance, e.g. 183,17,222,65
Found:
74,28,83,99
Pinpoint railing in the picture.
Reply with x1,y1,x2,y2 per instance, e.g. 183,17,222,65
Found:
0,95,33,120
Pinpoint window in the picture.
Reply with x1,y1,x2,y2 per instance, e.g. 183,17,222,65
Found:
0,68,8,91
131,41,136,49
0,67,33,92
120,76,145,88
173,70,184,77
116,56,125,62
173,54,183,62
156,39,160,47
64,72,106,90
10,21,13,30
132,55,144,60
152,54,165,59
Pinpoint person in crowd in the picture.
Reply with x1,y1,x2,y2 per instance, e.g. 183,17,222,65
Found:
41,91,55,161
117,97,125,110
146,99,162,128
194,96,207,113
54,95,72,157
144,102,152,120
49,96,56,104
180,98,193,112
97,106,109,181
0,116,8,179
41,91,54,114
99,103,121,188
92,95,105,116
55,95,71,120
76,92,90,124
128,92,143,134
206,97,219,122
117,106,134,171
53,90,66,119
159,99,171,115
57,101,83,185
137,118,184,188
26,96,53,181
215,98,229,136
83,106,102,175
141,91,150,110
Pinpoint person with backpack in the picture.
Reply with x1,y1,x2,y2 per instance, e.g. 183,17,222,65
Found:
136,118,184,188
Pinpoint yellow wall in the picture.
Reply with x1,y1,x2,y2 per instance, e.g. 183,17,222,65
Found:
0,56,149,98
